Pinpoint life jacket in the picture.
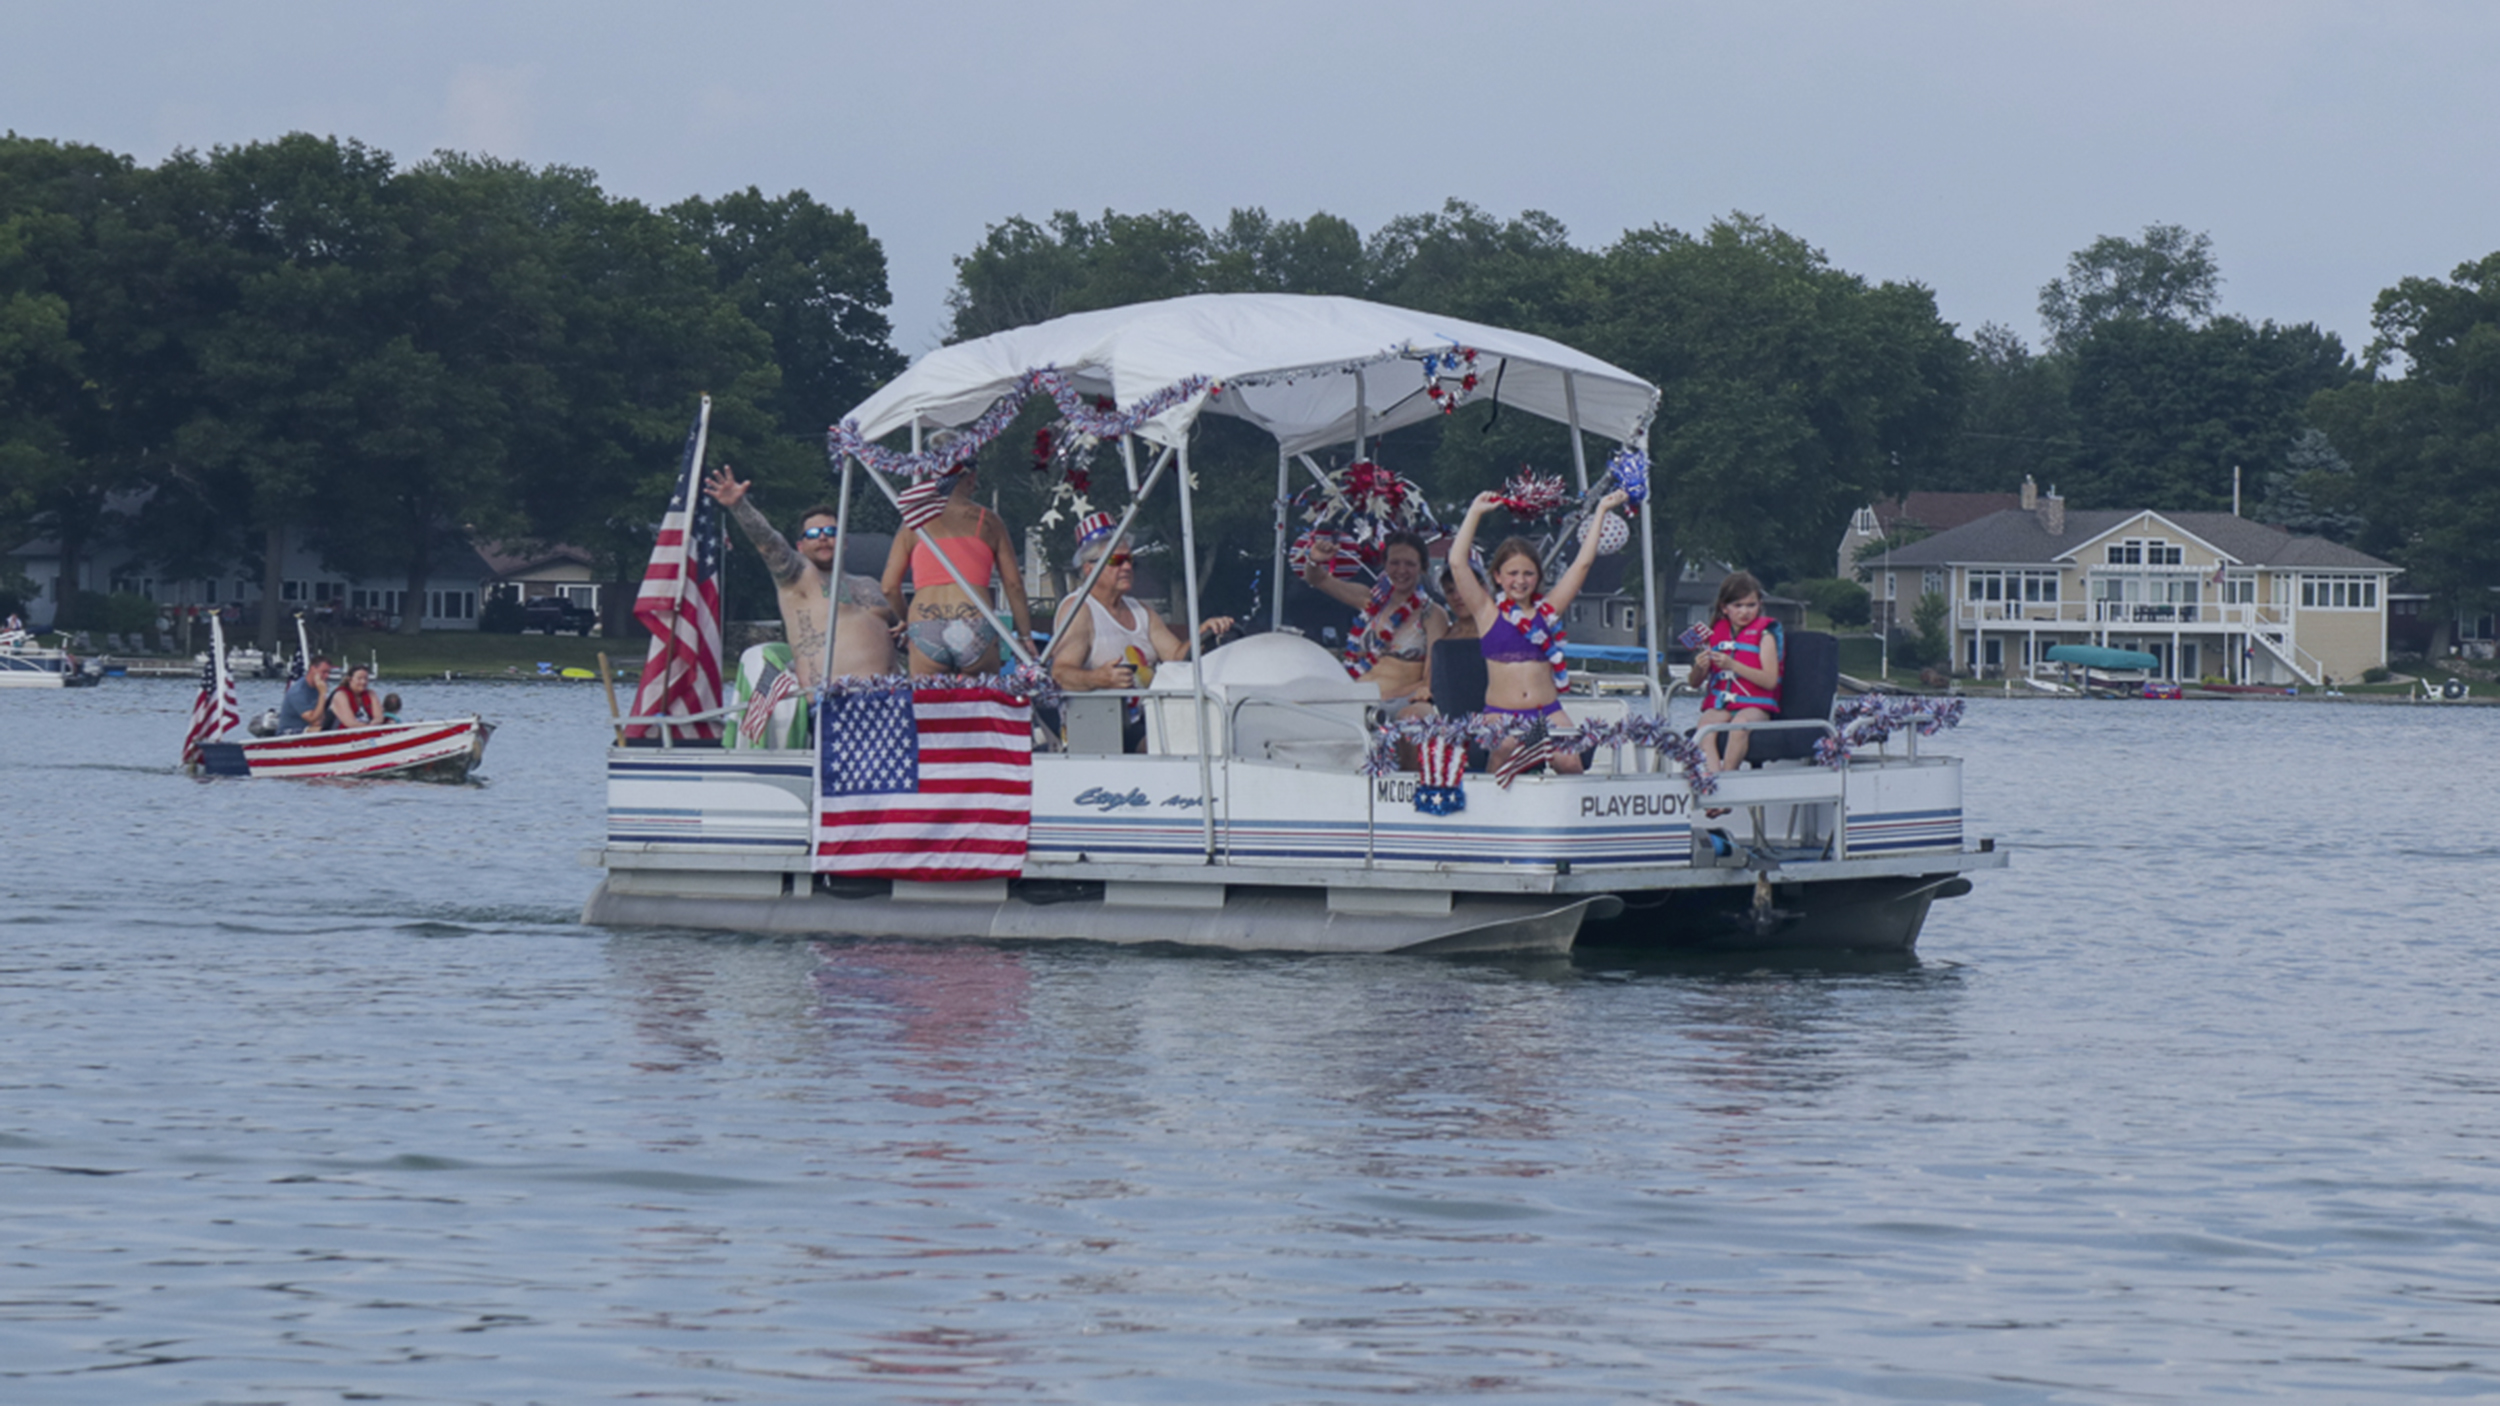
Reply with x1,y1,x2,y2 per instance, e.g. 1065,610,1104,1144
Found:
335,687,378,725
1704,617,1783,713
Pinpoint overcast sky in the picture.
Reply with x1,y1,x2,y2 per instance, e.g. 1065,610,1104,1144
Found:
9,1,2497,370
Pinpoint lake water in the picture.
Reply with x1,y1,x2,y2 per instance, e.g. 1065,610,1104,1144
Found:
4,680,2497,1403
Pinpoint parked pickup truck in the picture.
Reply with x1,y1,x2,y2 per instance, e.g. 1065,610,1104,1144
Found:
522,596,599,636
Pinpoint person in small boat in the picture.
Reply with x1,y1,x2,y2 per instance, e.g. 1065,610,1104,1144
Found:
381,692,404,723
1301,530,1448,705
1687,569,1783,774
326,664,382,729
278,655,334,735
705,467,898,684
1050,519,1235,747
880,462,1035,676
1446,488,1630,778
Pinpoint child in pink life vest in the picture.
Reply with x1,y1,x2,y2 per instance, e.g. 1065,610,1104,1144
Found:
1687,570,1783,774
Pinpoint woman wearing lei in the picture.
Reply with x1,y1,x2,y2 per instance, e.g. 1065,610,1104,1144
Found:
1447,487,1630,777
1300,529,1448,704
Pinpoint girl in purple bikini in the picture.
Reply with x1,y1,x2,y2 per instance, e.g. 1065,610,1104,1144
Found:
1446,487,1630,778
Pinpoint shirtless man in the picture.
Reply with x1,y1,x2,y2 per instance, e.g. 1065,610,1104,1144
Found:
702,467,897,685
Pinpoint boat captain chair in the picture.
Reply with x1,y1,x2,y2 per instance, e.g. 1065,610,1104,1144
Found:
1731,627,1841,767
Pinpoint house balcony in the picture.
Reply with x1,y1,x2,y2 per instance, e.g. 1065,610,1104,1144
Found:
1950,601,2286,631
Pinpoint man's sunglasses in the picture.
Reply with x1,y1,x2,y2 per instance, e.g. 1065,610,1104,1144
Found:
800,525,840,540
1106,553,1134,568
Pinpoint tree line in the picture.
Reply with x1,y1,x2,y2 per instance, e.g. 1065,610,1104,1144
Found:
0,131,900,647
6,129,2497,644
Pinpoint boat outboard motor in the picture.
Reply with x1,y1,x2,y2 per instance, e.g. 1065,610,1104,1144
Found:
247,708,279,737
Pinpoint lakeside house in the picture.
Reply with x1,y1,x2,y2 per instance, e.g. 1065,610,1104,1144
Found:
1860,478,2399,685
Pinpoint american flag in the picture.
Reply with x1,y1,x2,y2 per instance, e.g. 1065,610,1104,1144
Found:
182,613,239,767
814,686,1032,880
738,667,799,744
627,399,723,740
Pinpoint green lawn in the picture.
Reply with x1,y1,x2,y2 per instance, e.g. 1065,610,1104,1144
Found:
324,628,645,680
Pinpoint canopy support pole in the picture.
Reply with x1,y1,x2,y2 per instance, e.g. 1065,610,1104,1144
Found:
1121,434,1140,494
819,455,855,690
1633,431,1663,721
1175,436,1219,860
1271,446,1289,632
1564,372,1590,493
854,460,1039,672
1038,443,1178,670
1354,376,1368,460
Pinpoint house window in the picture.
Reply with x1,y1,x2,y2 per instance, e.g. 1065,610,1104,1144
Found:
2106,537,2182,566
2222,575,2256,605
282,580,307,602
427,590,477,621
1922,569,1945,597
2299,575,2378,610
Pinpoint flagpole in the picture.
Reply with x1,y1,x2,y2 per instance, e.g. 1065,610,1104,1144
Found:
819,454,854,690
682,394,713,633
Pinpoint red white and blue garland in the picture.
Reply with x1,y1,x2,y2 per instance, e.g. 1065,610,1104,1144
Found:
1812,694,1965,766
827,369,1213,528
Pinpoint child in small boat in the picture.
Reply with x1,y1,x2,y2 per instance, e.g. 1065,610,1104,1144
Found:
1688,570,1782,774
381,692,403,723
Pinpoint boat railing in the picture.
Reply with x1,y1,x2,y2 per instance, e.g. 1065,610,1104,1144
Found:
611,705,742,747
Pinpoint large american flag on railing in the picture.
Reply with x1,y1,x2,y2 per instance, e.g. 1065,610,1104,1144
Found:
627,398,722,740
181,613,239,767
814,686,1032,880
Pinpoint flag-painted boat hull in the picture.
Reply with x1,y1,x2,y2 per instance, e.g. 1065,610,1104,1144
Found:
194,718,493,783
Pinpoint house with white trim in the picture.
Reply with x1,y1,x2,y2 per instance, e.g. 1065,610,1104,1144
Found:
1865,480,2399,686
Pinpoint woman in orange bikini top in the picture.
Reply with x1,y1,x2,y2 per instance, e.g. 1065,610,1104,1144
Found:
879,466,1036,676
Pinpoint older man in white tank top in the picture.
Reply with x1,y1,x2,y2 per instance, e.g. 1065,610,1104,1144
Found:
1048,536,1233,693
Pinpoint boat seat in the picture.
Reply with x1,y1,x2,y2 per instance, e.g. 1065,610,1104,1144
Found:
1429,638,1487,718
1142,633,1376,764
1744,628,1839,766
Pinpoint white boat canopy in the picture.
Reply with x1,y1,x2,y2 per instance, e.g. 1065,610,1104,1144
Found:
842,292,1659,455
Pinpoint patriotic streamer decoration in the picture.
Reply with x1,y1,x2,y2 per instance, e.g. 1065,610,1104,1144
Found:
1368,712,1722,798
1497,471,1571,520
818,666,1058,707
1419,346,1481,415
828,368,1212,504
1292,459,1437,573
1415,735,1467,814
1812,695,1966,767
1343,579,1426,680
1604,446,1649,507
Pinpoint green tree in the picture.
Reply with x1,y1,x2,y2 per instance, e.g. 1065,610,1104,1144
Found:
2060,314,2355,510
2307,250,2500,622
2038,222,2220,352
1929,322,2076,493
1580,214,1966,587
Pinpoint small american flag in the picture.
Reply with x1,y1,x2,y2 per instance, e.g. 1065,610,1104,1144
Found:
897,471,953,529
1493,730,1558,788
626,399,723,740
814,686,1032,880
738,667,799,744
182,613,239,767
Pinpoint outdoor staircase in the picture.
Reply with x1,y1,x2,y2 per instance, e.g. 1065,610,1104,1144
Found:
2251,628,2322,686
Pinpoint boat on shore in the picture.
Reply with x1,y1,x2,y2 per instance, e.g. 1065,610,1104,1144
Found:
584,294,2004,956
0,630,102,688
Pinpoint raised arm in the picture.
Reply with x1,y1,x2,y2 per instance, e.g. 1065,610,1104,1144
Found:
1544,490,1629,615
706,468,806,587
1298,533,1371,610
1446,493,1501,621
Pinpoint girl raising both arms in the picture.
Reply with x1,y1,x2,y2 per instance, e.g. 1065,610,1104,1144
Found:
1446,488,1629,777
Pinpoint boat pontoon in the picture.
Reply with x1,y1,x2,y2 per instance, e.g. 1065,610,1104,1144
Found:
586,294,2004,955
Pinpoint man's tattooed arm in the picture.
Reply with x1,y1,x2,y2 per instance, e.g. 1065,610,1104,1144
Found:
726,498,805,586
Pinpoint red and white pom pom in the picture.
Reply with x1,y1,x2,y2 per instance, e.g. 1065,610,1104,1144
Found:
1498,471,1570,520
1577,511,1630,556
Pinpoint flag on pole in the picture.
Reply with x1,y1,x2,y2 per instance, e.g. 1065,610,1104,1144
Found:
183,613,239,767
627,398,723,740
814,686,1032,880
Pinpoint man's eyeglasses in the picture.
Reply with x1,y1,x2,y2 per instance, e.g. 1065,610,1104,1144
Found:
800,525,840,540
1106,553,1134,568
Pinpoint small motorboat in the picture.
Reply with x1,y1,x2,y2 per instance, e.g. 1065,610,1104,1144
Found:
193,717,495,782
